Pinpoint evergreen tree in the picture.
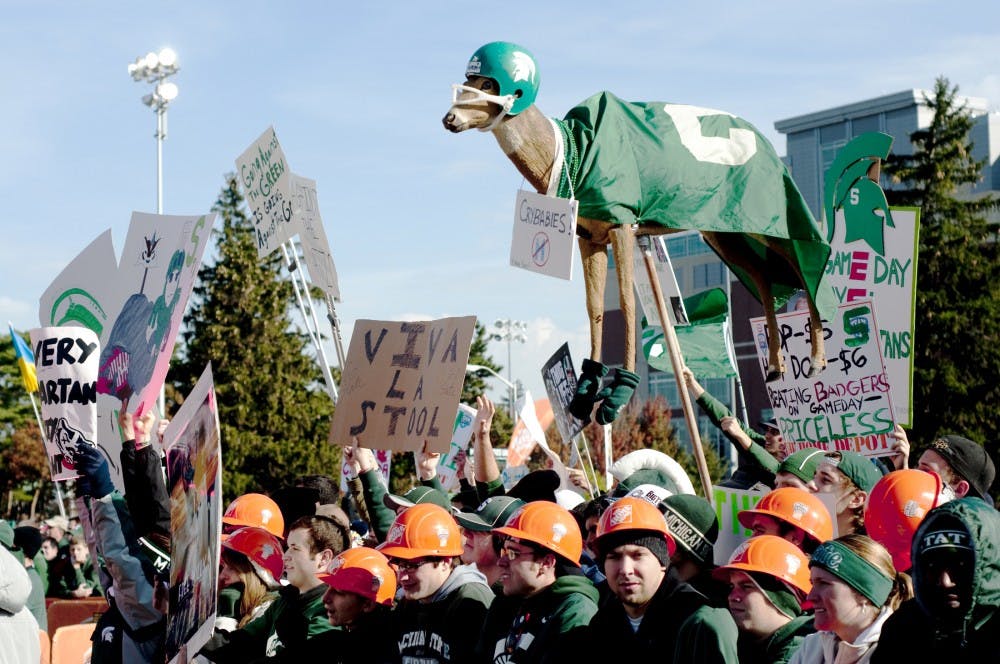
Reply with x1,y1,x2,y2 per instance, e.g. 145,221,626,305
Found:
172,175,338,500
885,77,1000,479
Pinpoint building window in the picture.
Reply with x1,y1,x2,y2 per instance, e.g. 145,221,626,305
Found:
648,371,678,404
852,114,880,136
665,232,712,259
693,261,726,289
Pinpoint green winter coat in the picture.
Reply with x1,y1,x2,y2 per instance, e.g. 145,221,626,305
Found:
737,614,814,664
479,574,598,664
872,498,1000,661
200,583,333,662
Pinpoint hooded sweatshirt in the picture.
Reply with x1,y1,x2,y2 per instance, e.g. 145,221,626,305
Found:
479,573,599,664
872,498,1000,662
740,614,814,664
0,544,42,664
789,608,889,664
390,562,494,663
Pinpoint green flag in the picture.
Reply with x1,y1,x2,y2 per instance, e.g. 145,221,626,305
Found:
554,92,831,312
642,318,736,379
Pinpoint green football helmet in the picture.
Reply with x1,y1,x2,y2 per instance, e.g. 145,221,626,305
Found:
465,42,539,116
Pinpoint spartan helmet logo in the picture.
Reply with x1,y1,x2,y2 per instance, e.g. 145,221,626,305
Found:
791,502,809,521
260,509,273,525
387,523,406,544
785,554,802,575
903,499,922,518
510,51,536,83
261,543,276,560
328,556,345,572
609,504,633,527
551,522,568,543
436,525,450,547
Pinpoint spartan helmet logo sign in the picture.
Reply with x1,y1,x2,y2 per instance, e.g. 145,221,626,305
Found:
903,499,922,518
387,523,405,544
260,509,273,525
510,51,536,83
791,502,809,521
551,522,568,543
785,554,802,575
261,543,276,560
436,525,450,547
609,504,633,527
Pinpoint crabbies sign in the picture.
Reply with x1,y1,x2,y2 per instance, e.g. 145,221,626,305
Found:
329,317,476,453
750,300,897,458
236,126,298,258
510,190,578,280
29,326,100,481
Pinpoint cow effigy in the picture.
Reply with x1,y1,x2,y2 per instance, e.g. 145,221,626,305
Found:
444,42,833,425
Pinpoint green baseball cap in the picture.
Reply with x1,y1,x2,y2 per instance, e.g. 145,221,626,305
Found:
455,496,526,532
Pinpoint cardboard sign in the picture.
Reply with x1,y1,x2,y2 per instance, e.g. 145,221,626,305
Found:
751,300,897,458
29,326,101,482
435,404,477,492
329,317,476,453
290,173,341,302
236,127,298,258
163,364,222,664
712,485,766,566
824,208,919,425
633,235,688,326
541,343,586,444
510,190,578,280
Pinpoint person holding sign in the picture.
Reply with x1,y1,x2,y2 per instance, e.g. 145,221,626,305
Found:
789,535,912,664
683,368,781,489
714,535,814,664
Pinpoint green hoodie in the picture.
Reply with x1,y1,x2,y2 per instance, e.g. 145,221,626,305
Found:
479,574,599,664
872,498,1000,661
737,614,813,664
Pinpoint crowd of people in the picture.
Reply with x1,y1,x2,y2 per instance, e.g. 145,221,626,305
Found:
2,383,998,664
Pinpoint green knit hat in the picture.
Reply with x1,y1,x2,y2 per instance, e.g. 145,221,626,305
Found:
747,570,805,619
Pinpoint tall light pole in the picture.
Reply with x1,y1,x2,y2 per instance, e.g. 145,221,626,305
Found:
491,319,527,420
128,48,180,215
128,48,179,415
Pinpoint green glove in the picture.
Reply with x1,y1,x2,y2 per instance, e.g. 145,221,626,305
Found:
596,368,640,425
569,359,609,421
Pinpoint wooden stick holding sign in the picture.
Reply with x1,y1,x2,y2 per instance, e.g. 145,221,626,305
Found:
637,235,714,504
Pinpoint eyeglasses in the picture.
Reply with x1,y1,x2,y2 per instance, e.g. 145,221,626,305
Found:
499,544,538,562
390,558,436,573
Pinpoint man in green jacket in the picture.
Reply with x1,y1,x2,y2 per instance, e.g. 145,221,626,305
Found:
583,496,739,663
201,515,348,661
479,501,599,664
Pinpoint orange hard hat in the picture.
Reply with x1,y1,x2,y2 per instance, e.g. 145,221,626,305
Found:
222,526,284,587
738,487,834,545
714,535,812,597
595,497,676,557
493,501,583,566
376,504,464,559
864,469,942,571
223,493,285,539
318,547,398,606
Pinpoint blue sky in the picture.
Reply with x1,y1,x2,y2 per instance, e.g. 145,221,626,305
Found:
3,1,998,402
